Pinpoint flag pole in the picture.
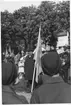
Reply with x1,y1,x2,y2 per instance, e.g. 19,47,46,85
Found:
31,65,36,93
31,25,41,93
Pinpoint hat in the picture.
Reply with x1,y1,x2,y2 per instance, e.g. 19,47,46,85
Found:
41,51,61,76
2,61,17,85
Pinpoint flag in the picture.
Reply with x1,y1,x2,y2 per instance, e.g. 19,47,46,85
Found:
34,26,42,83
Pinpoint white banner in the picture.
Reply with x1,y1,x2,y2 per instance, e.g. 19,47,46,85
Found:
57,34,68,47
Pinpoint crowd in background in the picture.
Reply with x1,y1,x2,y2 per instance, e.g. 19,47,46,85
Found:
1,0,70,104
2,43,71,104
2,44,70,83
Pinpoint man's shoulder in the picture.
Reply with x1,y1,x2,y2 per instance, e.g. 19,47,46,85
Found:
33,83,47,95
2,86,28,104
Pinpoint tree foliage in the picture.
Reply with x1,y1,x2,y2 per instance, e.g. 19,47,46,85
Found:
1,1,70,52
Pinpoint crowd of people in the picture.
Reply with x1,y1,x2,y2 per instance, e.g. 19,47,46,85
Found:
2,43,71,104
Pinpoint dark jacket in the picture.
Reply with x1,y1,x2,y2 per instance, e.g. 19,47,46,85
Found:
30,75,71,103
24,54,34,80
2,85,28,104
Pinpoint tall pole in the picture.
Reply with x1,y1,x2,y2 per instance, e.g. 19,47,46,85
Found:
31,25,41,93
31,65,36,93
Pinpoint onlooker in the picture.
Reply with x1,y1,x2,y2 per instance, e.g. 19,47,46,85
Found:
30,48,71,103
24,51,35,88
2,58,28,104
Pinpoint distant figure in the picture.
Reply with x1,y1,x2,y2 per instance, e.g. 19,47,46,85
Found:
15,57,25,84
24,51,35,87
2,58,28,104
18,57,25,74
15,51,27,85
30,46,71,103
61,52,70,83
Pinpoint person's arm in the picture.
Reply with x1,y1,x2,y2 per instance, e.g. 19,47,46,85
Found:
30,90,40,104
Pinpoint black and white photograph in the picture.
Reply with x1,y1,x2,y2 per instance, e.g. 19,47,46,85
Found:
0,0,71,104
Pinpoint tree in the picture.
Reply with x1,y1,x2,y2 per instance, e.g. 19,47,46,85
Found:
1,1,70,52
56,1,70,32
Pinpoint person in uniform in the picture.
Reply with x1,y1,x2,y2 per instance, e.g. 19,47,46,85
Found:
30,45,71,103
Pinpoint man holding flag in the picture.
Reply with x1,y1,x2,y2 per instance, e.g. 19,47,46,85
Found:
30,26,71,103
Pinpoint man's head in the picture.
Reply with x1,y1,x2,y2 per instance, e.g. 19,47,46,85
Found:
41,51,61,76
2,62,17,85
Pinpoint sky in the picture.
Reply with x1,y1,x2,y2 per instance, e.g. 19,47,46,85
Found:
0,0,68,13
